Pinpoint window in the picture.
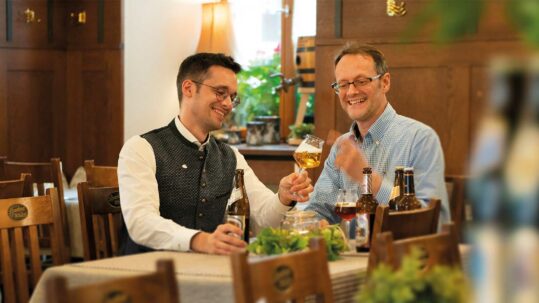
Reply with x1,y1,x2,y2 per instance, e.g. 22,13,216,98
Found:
228,0,316,139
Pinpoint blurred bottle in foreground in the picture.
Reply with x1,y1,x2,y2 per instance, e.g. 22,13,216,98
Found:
468,56,539,303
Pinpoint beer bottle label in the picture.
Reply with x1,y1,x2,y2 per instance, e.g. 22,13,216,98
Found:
226,215,246,238
389,185,400,200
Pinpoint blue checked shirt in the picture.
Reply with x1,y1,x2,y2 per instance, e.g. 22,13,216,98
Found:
306,103,449,224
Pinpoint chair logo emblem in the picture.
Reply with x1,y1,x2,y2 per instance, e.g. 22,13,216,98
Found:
8,204,28,220
107,192,121,208
273,265,294,292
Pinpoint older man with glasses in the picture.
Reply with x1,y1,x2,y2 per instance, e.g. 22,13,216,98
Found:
118,53,313,256
306,43,449,226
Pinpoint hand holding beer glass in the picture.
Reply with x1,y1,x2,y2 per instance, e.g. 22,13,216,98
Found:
293,134,324,173
292,134,324,199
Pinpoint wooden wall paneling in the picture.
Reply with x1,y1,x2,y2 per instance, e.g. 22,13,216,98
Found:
66,0,122,50
341,0,437,42
0,50,7,155
5,0,50,48
312,45,339,181
81,51,123,167
0,49,65,161
0,0,6,43
316,0,337,39
64,50,123,178
469,66,489,144
65,50,83,178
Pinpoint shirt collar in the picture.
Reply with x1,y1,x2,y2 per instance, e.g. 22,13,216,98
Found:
350,103,396,143
174,116,209,148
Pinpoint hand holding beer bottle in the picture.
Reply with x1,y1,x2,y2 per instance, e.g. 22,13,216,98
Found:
226,169,250,242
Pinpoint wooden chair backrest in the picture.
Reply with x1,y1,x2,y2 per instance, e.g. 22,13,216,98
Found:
84,160,118,187
0,188,65,303
231,238,334,303
77,181,123,260
373,223,461,272
445,175,468,242
0,173,32,199
45,259,180,303
368,199,441,272
0,157,68,253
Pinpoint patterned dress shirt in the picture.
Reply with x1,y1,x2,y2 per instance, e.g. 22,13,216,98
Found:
306,103,449,224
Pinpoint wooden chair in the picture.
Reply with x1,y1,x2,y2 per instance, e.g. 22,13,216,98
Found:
372,223,461,272
231,237,334,303
84,160,118,187
445,175,469,242
0,157,69,257
0,173,32,199
368,199,441,272
0,188,66,303
77,181,123,260
45,259,180,303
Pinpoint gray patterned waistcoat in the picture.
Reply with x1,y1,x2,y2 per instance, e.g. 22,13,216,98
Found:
121,120,236,254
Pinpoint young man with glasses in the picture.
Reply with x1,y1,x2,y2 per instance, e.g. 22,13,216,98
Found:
118,53,313,255
306,43,449,225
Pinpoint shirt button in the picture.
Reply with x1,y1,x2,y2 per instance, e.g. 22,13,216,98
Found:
201,182,206,188
200,198,207,203
375,140,380,145
199,155,204,160
198,213,203,217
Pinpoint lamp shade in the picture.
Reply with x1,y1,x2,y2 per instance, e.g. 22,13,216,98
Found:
197,0,235,55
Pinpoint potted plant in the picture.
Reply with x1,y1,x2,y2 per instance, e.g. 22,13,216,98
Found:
287,123,315,145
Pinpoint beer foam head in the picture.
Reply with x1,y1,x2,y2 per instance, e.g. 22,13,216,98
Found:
296,141,322,153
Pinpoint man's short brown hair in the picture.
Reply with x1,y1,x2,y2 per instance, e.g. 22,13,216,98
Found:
176,53,242,102
334,43,388,75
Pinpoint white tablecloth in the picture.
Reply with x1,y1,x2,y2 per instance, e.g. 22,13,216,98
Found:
30,251,368,303
64,188,83,258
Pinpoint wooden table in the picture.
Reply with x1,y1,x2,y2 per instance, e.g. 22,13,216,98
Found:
30,251,367,303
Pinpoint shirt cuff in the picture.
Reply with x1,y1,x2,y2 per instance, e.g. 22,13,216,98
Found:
179,228,203,252
375,177,393,205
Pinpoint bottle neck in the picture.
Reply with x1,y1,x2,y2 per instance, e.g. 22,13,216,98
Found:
235,172,244,189
362,173,372,195
403,173,415,195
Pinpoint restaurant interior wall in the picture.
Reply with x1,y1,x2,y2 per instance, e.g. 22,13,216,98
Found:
0,0,123,179
124,0,201,141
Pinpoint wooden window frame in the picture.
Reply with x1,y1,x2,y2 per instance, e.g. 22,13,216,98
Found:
279,0,295,139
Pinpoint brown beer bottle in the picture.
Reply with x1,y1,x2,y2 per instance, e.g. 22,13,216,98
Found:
395,167,422,211
226,169,250,242
356,167,379,252
388,166,404,211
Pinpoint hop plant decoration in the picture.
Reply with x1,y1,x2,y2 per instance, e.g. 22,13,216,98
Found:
357,248,471,303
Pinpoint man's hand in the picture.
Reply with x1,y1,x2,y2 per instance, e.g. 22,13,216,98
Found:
278,171,314,205
190,224,247,255
334,139,367,182
334,139,382,194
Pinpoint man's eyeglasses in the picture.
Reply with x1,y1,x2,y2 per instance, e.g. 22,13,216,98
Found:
330,74,383,94
191,80,241,107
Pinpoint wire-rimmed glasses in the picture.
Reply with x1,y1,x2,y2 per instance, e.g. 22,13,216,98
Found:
330,74,383,95
191,80,241,107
